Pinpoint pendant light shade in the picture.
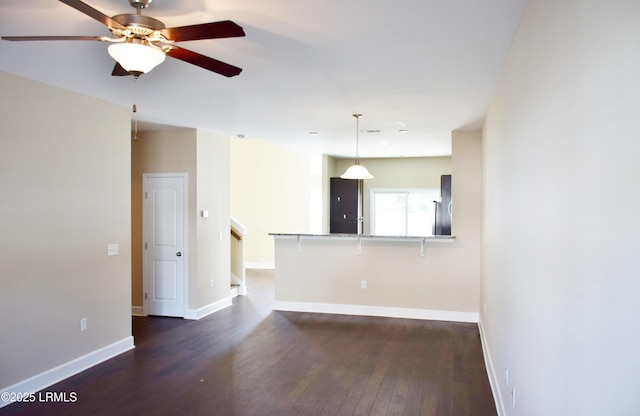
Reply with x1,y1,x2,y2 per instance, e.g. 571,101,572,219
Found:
340,114,374,180
341,161,374,180
108,40,166,74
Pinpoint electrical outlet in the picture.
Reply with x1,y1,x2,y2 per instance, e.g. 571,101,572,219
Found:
505,367,509,386
484,303,487,314
80,318,87,332
361,280,367,289
511,388,516,408
210,280,214,288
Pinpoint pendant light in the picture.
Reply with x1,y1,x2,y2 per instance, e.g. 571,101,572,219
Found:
341,114,374,180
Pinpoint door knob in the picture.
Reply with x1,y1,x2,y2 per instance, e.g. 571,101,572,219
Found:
176,252,182,257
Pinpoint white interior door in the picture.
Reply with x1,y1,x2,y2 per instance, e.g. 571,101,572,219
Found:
143,173,187,317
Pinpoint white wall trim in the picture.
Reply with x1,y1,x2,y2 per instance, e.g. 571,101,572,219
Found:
185,297,232,320
274,301,478,323
230,215,248,236
245,262,275,270
0,336,134,409
478,317,506,416
231,273,247,296
131,306,144,316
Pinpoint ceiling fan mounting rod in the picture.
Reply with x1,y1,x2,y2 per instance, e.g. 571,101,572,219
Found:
129,0,152,13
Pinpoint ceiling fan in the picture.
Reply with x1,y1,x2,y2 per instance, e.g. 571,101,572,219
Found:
1,0,245,78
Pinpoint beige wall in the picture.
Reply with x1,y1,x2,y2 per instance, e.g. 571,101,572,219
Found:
196,130,231,307
481,0,640,414
275,134,481,316
322,155,338,233
451,131,482,301
332,157,452,233
131,129,198,308
0,72,132,389
230,139,317,267
131,129,230,313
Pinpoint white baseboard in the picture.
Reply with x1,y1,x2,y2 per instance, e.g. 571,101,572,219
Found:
185,297,232,320
478,317,505,416
131,306,144,316
0,336,134,409
230,273,247,296
245,262,275,270
273,301,478,323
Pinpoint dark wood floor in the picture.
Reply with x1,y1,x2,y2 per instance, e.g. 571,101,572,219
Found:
2,270,496,416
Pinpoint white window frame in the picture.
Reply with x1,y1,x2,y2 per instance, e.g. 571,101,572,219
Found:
370,188,440,236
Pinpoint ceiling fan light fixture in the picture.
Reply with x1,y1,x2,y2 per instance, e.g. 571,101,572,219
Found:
340,113,374,180
108,40,166,74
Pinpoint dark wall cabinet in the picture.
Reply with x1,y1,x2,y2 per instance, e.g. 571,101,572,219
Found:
434,174,452,236
329,177,361,234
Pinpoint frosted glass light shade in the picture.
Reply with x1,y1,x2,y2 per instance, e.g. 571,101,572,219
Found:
108,42,166,74
340,163,374,180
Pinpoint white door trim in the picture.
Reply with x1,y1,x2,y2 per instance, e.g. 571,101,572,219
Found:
142,172,188,318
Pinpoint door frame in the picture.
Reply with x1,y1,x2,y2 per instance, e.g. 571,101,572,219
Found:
142,172,188,317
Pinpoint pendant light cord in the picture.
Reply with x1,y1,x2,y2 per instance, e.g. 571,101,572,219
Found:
340,113,374,179
354,113,362,164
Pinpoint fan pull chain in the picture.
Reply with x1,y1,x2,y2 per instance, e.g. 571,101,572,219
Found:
132,77,138,141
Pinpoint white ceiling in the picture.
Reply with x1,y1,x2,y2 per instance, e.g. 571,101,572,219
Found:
0,0,527,158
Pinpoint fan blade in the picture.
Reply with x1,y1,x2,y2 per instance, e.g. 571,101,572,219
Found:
111,63,132,77
2,35,107,41
162,21,245,42
58,0,127,30
167,46,242,77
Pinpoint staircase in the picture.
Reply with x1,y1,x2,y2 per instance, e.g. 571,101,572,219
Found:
230,216,248,297
230,283,240,298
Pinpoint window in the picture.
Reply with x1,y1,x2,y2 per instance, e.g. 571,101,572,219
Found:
370,189,441,236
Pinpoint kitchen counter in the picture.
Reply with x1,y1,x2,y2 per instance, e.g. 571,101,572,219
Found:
270,232,478,323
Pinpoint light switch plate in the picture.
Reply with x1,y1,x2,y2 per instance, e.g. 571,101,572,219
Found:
107,243,119,256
